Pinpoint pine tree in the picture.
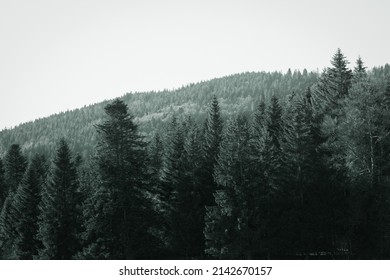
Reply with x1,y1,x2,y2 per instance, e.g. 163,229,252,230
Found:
312,50,355,257
80,99,155,259
249,97,287,258
201,95,223,206
13,154,46,259
37,139,82,259
205,116,253,258
340,77,390,258
148,132,164,196
282,89,328,256
4,144,27,193
158,116,206,258
315,48,353,118
160,115,185,211
353,56,367,81
173,117,205,258
0,144,27,258
0,159,5,209
328,48,353,97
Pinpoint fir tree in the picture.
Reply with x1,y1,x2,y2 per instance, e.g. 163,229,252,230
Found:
315,48,353,119
0,144,27,258
353,56,367,81
159,116,205,258
205,116,253,258
13,154,46,259
80,99,155,259
148,132,164,196
172,117,205,258
0,159,5,209
37,139,82,259
4,144,27,193
201,95,223,206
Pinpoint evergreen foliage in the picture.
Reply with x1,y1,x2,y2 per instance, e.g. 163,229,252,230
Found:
0,144,27,258
13,154,46,259
201,95,223,206
4,144,27,193
0,159,5,208
80,99,156,259
37,139,82,259
1,49,390,259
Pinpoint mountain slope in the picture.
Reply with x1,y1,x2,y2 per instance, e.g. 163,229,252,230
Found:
0,70,321,158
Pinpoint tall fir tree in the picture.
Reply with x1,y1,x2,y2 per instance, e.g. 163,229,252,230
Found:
13,154,47,259
353,56,367,81
80,99,155,259
340,77,390,258
0,144,27,259
0,159,5,209
205,115,253,259
4,144,27,193
201,95,223,207
159,116,205,258
315,48,353,119
148,132,164,197
37,139,82,259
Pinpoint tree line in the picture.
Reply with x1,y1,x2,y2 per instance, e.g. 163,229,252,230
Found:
1,49,390,259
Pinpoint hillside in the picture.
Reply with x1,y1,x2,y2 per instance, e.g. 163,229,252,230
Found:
0,70,318,159
2,51,390,260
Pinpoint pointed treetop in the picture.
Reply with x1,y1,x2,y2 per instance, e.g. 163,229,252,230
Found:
331,48,350,70
354,56,367,79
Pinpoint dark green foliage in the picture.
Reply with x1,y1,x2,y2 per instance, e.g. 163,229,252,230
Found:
37,139,82,259
315,48,353,119
0,191,16,258
339,77,390,258
205,116,253,259
201,96,223,206
1,51,390,260
0,159,5,208
159,116,206,258
148,132,164,196
80,99,156,259
353,56,367,81
0,71,319,160
0,144,27,258
4,144,27,193
13,154,46,259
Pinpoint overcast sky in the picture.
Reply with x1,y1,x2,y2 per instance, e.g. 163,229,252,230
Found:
1,0,389,130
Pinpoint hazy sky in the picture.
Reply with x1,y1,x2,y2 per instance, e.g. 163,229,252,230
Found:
1,0,389,130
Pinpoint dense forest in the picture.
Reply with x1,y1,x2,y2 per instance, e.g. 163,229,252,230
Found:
1,49,390,259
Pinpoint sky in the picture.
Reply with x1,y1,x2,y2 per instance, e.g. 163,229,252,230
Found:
0,0,389,130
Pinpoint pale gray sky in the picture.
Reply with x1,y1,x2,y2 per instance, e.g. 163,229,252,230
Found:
0,0,389,130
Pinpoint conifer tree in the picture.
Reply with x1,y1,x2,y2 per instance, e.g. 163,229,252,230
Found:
315,48,353,119
353,56,367,81
173,117,205,258
328,48,353,97
159,116,205,258
201,95,223,206
0,159,5,209
37,139,82,259
80,99,155,259
13,154,46,259
313,50,354,256
340,77,390,258
4,144,27,193
148,132,164,196
282,89,328,256
0,144,27,258
205,116,253,258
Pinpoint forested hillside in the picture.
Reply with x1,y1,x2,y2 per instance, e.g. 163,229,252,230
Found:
1,49,390,260
0,70,318,159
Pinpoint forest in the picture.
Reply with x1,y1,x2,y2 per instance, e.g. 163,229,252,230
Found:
1,49,390,259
